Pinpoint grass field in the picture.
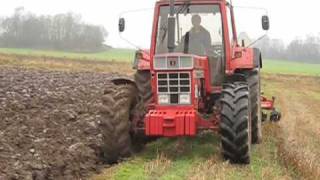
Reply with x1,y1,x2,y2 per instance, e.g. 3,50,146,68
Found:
0,48,135,62
93,125,297,180
1,49,319,179
262,60,320,76
1,48,319,76
262,75,320,179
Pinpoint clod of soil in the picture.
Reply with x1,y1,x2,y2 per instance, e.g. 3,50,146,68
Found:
0,67,121,179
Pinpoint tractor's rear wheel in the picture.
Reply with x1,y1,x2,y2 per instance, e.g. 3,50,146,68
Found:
220,82,251,164
243,69,262,144
99,84,136,164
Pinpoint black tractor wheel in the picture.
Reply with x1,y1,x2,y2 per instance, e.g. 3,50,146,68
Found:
134,70,153,106
220,82,252,164
270,109,281,122
99,84,137,164
243,69,262,144
132,70,156,145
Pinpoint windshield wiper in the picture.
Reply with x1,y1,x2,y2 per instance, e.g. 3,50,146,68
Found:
175,1,191,14
160,24,168,43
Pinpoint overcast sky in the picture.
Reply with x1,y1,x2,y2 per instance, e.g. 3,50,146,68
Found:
0,0,319,48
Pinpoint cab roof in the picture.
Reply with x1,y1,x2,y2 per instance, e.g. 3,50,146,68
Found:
158,0,225,2
157,0,227,5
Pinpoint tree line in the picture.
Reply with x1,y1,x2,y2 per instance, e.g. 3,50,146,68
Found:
0,7,108,52
254,35,320,64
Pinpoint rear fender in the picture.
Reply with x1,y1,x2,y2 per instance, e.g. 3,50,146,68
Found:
110,76,136,87
229,47,262,74
225,73,247,82
132,50,151,70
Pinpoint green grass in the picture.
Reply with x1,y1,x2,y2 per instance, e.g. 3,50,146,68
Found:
0,48,135,62
1,48,319,76
263,59,320,76
93,130,295,180
114,134,217,180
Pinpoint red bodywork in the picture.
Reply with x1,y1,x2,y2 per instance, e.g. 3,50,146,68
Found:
134,50,151,70
134,0,266,137
145,54,220,136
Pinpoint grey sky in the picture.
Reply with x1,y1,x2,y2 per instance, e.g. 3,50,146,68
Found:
0,0,319,48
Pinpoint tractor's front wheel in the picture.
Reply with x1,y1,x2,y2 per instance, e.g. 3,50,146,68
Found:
134,70,153,106
132,70,156,145
99,84,137,164
243,69,262,144
220,82,252,164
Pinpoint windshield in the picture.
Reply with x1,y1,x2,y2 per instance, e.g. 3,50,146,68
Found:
156,4,224,57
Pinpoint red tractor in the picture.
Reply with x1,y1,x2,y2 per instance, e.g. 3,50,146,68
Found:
100,0,280,164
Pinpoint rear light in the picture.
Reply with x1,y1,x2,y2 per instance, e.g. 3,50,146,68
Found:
234,51,242,58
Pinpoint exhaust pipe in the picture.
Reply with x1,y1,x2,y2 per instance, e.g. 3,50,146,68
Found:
169,0,175,16
167,0,176,52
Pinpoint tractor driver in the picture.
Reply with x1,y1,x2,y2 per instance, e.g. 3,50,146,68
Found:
181,14,212,56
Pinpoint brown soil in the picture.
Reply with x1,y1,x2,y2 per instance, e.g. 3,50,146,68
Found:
1,55,319,179
0,67,123,180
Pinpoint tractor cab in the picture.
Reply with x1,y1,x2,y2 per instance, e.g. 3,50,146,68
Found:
155,2,225,86
155,3,223,57
154,1,225,86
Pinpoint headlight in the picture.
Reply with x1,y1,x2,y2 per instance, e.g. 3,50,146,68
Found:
158,94,170,104
179,94,191,104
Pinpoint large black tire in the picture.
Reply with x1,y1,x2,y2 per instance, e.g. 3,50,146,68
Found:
220,82,252,164
132,70,156,145
243,69,262,144
134,70,153,106
100,84,136,164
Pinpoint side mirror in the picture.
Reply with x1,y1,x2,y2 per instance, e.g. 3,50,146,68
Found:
262,15,270,31
119,18,125,32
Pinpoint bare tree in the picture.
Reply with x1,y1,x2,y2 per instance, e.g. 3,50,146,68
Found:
254,35,320,64
0,8,108,52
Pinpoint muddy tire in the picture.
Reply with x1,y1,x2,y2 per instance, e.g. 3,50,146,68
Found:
100,84,136,164
132,70,155,145
220,82,251,164
243,69,262,144
134,70,153,106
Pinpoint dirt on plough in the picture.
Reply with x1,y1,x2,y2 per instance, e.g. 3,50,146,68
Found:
0,67,120,179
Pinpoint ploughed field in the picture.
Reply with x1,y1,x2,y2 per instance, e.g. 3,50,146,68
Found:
0,67,126,179
0,52,319,179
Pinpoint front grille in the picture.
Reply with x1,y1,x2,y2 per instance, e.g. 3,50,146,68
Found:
157,72,191,104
